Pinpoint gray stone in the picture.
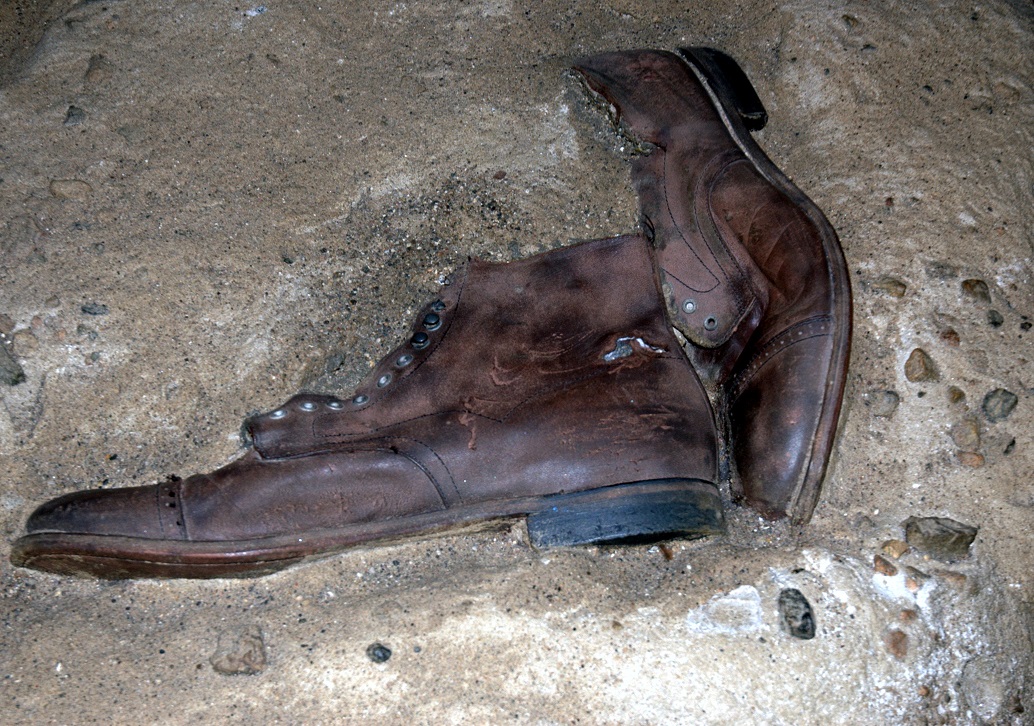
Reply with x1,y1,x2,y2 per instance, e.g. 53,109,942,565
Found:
63,105,85,126
777,588,816,640
366,642,392,663
0,345,25,386
950,416,981,452
924,260,958,279
982,388,1018,422
904,516,978,561
961,656,1009,722
864,389,900,417
81,302,109,316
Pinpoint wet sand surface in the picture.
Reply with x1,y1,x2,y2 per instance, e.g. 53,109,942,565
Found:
1,1,1031,722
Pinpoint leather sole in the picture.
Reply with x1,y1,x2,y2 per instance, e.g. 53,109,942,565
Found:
677,47,852,523
10,478,723,579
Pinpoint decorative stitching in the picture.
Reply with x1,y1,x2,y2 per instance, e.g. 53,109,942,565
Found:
728,316,833,400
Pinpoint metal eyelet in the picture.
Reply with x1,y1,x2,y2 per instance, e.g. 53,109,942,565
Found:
682,299,697,314
395,353,413,367
430,300,446,312
376,373,392,388
353,394,369,406
703,316,718,331
422,312,441,331
269,409,287,419
299,401,318,412
327,400,345,410
411,332,430,350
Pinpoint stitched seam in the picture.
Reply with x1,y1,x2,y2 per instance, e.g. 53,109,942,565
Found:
701,154,755,296
662,151,720,291
390,436,459,505
728,316,833,400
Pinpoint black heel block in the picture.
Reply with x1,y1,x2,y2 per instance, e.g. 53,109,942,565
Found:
526,479,724,548
678,47,768,132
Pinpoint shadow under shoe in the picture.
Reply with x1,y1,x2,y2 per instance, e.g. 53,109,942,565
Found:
12,234,723,579
572,48,852,523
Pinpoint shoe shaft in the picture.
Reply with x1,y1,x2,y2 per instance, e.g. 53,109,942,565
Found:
574,49,852,522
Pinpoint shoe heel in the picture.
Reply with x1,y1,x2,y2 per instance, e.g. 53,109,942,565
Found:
678,47,768,131
526,479,724,548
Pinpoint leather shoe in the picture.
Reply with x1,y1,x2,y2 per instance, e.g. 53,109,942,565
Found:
12,234,723,578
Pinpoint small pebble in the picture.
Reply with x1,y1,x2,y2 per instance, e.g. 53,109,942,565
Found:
918,685,931,697
871,276,907,297
932,569,968,589
987,309,1004,328
0,313,15,335
904,566,930,591
904,516,977,561
63,105,86,126
210,625,267,675
884,629,908,658
950,417,981,452
366,642,392,663
81,302,109,316
873,554,898,576
925,260,958,279
947,386,966,404
957,451,985,468
49,179,93,200
777,588,816,640
904,348,939,382
899,609,919,623
12,329,38,353
324,351,346,374
85,54,113,84
1,345,26,386
961,278,991,303
982,388,1018,422
939,328,960,346
881,539,909,559
863,389,899,417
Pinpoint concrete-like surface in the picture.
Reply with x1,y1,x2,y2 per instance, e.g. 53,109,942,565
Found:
1,1,1031,723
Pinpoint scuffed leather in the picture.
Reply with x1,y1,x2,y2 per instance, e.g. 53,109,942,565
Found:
574,49,851,522
22,235,719,544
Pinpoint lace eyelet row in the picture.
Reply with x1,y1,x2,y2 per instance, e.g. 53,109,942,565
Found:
349,298,448,407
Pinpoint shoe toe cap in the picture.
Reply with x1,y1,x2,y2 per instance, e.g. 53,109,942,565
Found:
25,485,165,539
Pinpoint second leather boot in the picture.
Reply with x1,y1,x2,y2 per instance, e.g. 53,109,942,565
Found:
12,234,723,579
573,49,852,523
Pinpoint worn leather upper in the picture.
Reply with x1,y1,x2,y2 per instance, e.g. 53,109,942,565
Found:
574,49,851,522
25,234,719,542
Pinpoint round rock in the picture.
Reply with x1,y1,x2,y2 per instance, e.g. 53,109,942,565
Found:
982,388,1018,422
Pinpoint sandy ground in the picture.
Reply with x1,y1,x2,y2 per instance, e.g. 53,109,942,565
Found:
1,0,1031,723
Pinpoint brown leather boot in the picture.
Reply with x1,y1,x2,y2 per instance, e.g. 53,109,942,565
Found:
573,48,852,523
11,234,723,579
